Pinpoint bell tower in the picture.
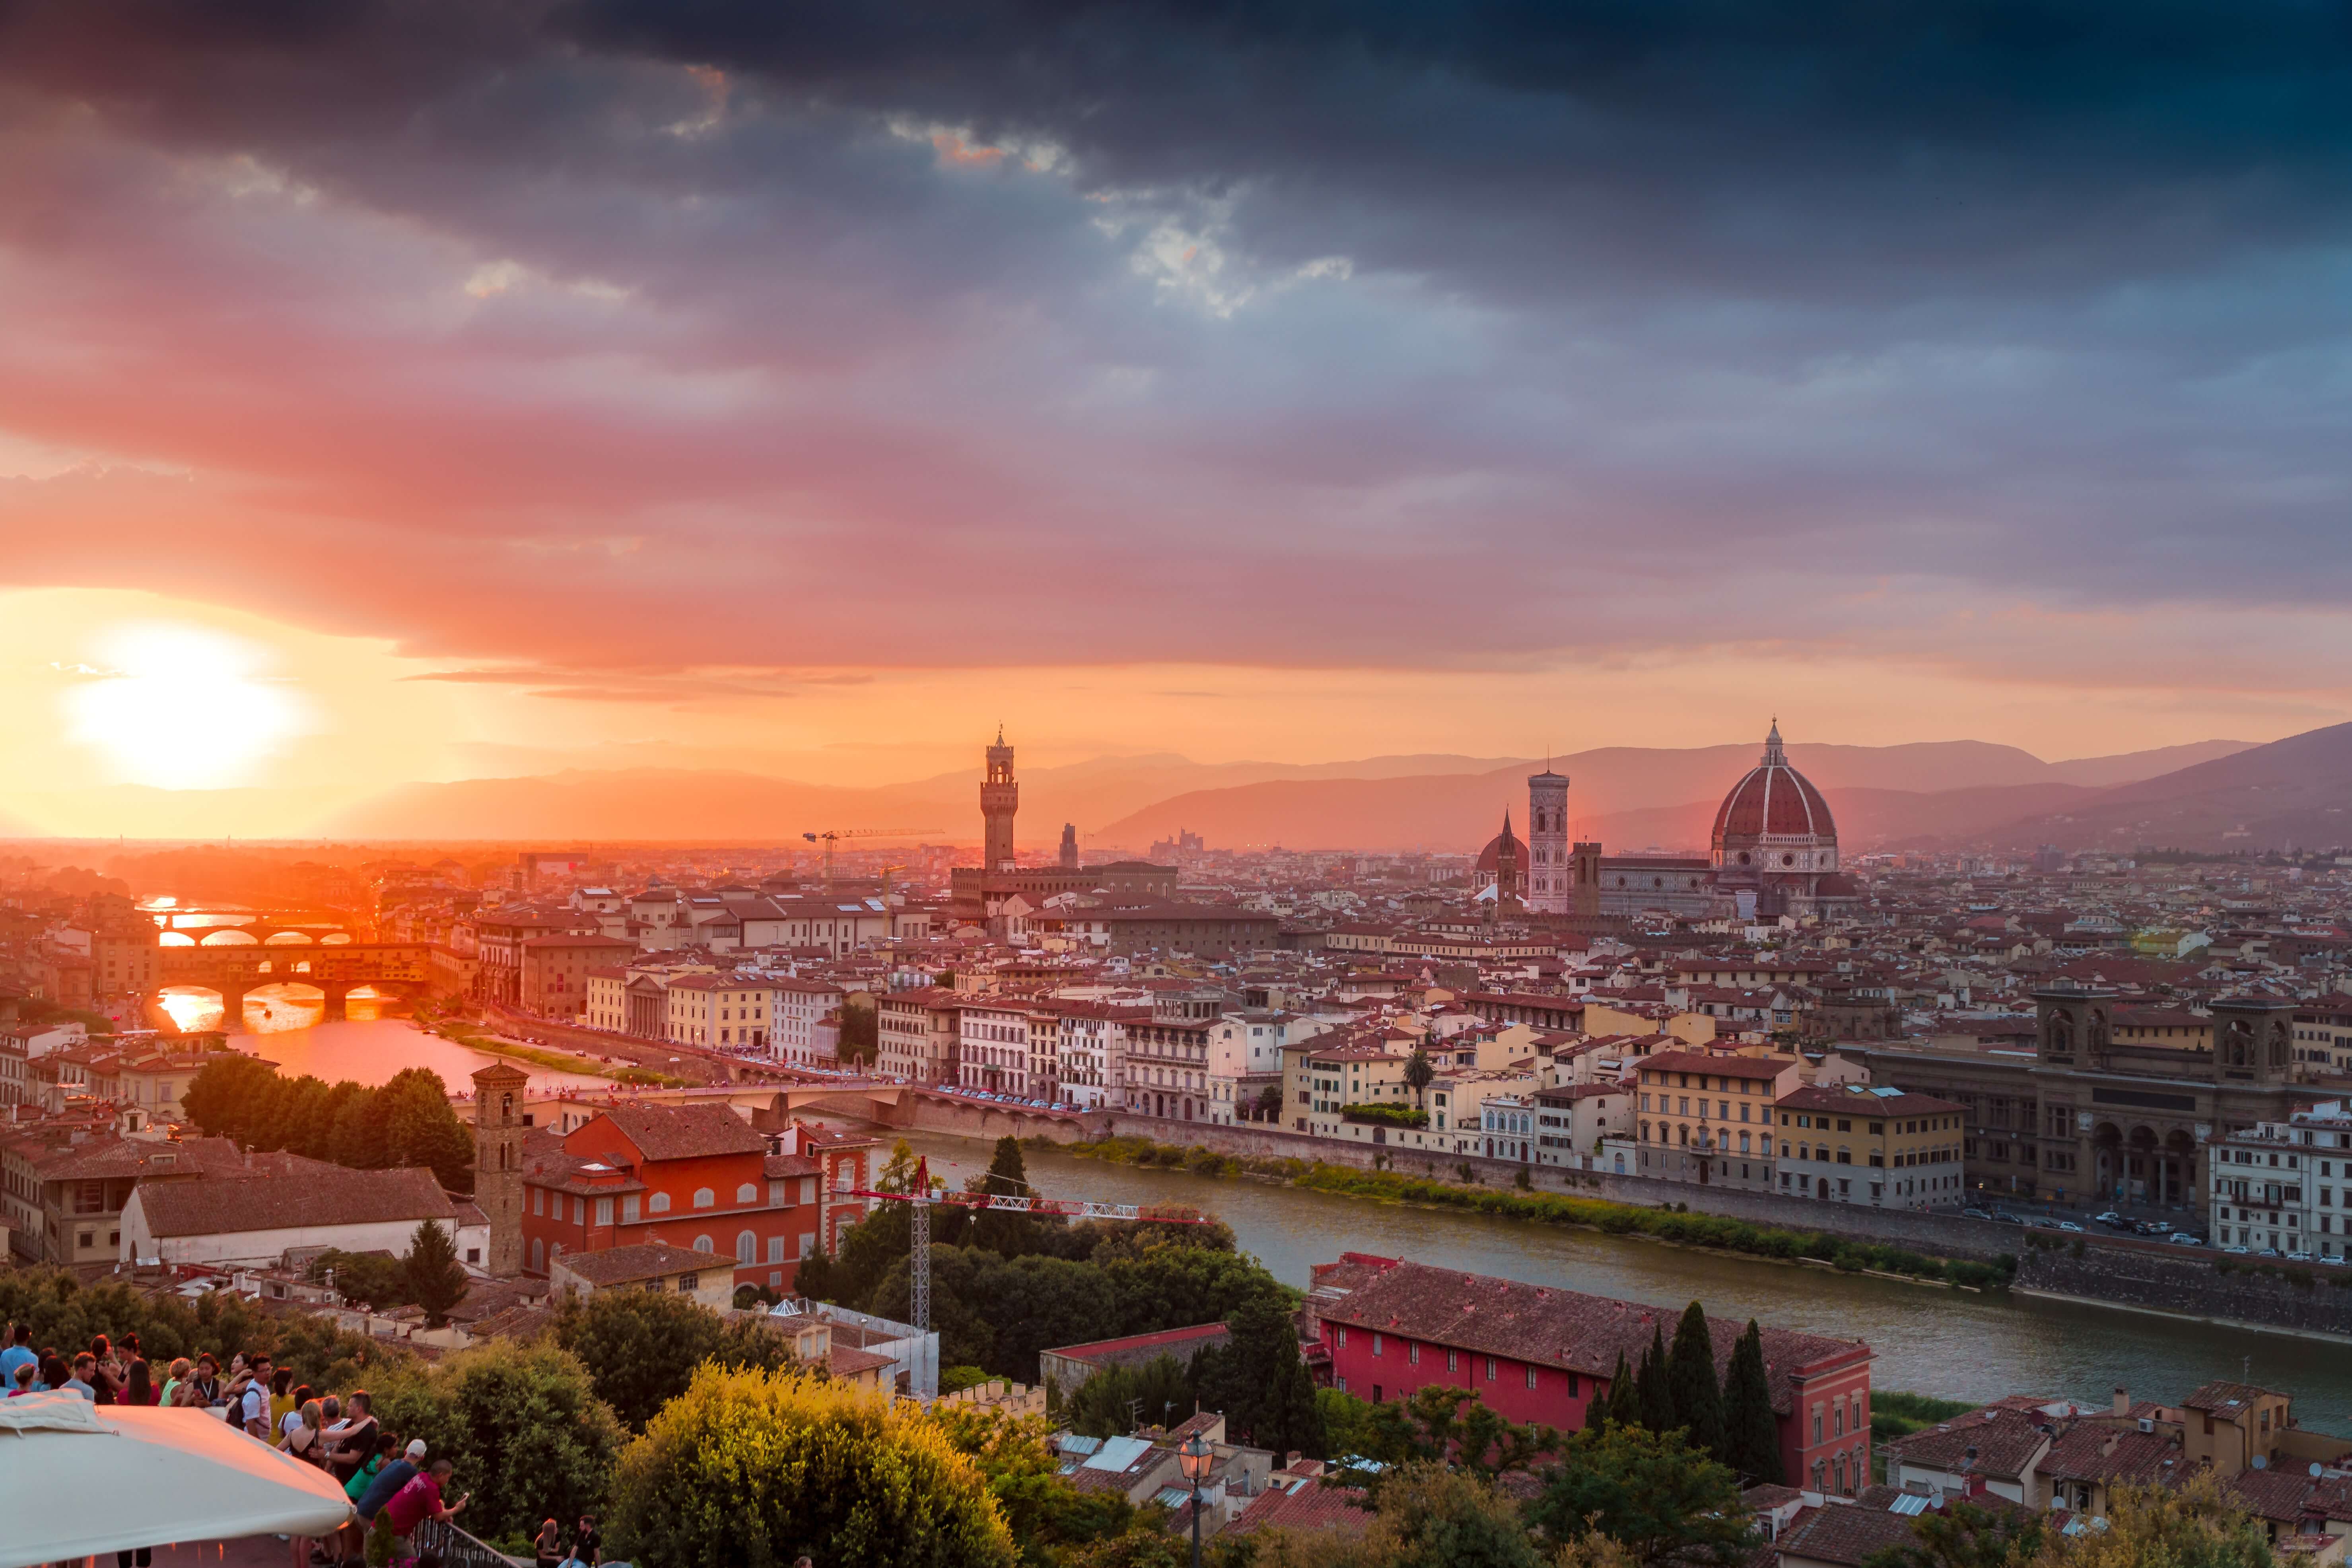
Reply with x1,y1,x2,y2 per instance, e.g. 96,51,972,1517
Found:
471,1060,529,1276
982,727,1019,872
1526,767,1570,914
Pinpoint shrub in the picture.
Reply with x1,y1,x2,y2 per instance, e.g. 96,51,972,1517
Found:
608,1366,1016,1568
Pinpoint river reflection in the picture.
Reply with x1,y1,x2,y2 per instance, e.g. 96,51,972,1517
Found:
154,995,614,1092
897,1131,2352,1436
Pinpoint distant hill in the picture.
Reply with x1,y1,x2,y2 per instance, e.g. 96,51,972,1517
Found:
1984,722,2352,852
1088,739,2236,853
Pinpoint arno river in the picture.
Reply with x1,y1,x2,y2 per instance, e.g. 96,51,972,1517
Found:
894,1131,2352,1438
172,1012,2352,1436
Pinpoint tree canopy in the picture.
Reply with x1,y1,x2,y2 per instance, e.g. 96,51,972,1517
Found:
607,1366,1017,1568
1526,1424,1754,1568
181,1057,477,1191
552,1285,797,1429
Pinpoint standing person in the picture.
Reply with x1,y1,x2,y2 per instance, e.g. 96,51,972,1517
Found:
87,1335,122,1404
39,1354,69,1394
330,1432,392,1568
186,1354,222,1409
533,1519,564,1568
327,1391,378,1483
241,1356,276,1438
381,1459,468,1560
123,1358,158,1407
0,1323,36,1388
280,1383,316,1448
63,1352,99,1401
284,1399,327,1568
270,1369,299,1441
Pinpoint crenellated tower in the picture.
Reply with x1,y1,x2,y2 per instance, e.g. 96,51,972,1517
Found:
982,727,1019,872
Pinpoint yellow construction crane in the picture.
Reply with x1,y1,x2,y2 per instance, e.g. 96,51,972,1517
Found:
801,828,938,890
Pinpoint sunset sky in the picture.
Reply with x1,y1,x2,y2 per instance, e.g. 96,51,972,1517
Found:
4,4,2350,836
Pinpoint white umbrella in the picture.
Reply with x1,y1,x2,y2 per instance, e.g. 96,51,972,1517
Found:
0,1392,355,1568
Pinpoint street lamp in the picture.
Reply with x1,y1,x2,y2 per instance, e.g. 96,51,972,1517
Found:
1178,1431,1215,1568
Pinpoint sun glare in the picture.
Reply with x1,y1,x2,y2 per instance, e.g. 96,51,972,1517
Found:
64,622,307,789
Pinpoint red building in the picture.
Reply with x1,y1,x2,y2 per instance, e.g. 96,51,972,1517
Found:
519,1102,873,1294
1312,1255,1875,1495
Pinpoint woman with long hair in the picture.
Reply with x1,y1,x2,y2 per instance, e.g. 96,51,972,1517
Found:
123,1358,157,1407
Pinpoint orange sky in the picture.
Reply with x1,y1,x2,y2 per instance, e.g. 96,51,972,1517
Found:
0,585,2331,838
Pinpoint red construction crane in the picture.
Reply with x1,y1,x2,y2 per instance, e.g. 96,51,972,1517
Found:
847,1158,1214,1332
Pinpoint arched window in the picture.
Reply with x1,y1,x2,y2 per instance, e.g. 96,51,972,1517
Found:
737,1230,757,1264
649,1192,671,1213
737,1183,758,1205
694,1187,715,1209
530,1238,544,1273
693,1234,714,1254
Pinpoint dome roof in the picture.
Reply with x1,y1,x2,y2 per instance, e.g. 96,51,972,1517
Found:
1711,723,1836,844
1475,811,1524,871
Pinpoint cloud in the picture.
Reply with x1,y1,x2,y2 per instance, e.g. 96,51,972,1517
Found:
0,0,2346,699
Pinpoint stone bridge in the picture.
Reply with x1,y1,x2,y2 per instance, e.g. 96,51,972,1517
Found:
157,942,460,1019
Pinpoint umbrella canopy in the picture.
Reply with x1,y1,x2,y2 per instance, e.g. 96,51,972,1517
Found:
0,1392,354,1568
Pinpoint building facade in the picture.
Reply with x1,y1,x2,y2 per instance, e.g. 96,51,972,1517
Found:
1774,1083,1966,1209
1633,1050,1802,1191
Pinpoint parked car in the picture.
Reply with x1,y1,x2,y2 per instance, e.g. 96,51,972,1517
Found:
2093,1211,2126,1228
2167,1233,2206,1247
2286,1251,2315,1263
1962,1208,1992,1220
2222,1244,2251,1255
2255,1248,2282,1259
1992,1211,2025,1225
2056,1220,2085,1233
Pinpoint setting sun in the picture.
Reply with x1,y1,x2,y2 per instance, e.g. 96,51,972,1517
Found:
62,621,309,790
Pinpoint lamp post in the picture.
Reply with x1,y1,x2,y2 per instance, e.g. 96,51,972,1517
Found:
1178,1431,1215,1568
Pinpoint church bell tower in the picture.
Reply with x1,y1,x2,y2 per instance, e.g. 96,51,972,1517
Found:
982,728,1019,872
471,1060,529,1276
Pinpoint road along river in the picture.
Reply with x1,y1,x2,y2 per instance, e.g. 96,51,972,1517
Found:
895,1129,2352,1436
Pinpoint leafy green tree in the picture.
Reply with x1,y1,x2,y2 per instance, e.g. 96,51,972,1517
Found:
1339,1387,1553,1484
552,1284,795,1429
1635,1325,1675,1433
1665,1302,1724,1458
1314,1387,1380,1463
929,1405,1138,1565
307,1248,412,1310
2014,1476,2269,1568
1192,1292,1325,1458
1861,1496,2047,1568
404,1219,468,1328
1719,1321,1782,1484
1526,1424,1753,1568
607,1365,1016,1568
368,1339,624,1545
181,1053,279,1144
1067,1353,1197,1438
377,1067,477,1191
1366,1461,1547,1568
838,999,879,1066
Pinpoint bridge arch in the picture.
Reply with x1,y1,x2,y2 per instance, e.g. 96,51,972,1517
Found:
198,928,259,946
262,930,316,946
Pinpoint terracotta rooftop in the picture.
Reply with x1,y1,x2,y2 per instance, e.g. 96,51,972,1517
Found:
132,1165,461,1239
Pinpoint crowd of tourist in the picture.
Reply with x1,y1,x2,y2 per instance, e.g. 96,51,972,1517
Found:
0,1320,583,1568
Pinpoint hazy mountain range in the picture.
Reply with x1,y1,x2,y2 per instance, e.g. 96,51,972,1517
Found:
13,728,2342,853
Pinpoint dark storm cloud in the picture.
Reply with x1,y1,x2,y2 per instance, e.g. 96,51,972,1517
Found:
0,0,2348,676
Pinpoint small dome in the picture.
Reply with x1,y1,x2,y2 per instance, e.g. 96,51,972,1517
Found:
1476,812,1524,871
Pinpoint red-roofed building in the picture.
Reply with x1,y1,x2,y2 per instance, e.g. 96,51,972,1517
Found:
1312,1255,1874,1495
519,1101,848,1293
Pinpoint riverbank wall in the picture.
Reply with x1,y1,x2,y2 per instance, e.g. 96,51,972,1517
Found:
902,1100,2023,1262
2014,1250,2352,1340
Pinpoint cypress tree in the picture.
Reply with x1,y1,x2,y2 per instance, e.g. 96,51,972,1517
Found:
1589,1351,1629,1429
1605,1350,1641,1428
1722,1320,1784,1484
1666,1300,1726,1459
1637,1323,1676,1433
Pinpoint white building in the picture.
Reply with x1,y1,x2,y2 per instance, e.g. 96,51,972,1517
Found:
1205,1008,1296,1126
665,973,774,1051
2209,1100,2352,1260
1056,1004,1136,1110
122,1165,491,1271
1532,1082,1633,1167
959,997,1036,1095
766,977,846,1068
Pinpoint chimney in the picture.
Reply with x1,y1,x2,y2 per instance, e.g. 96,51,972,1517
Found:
2113,1385,2129,1418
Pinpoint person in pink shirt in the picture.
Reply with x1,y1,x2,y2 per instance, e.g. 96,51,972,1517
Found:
381,1459,469,1558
